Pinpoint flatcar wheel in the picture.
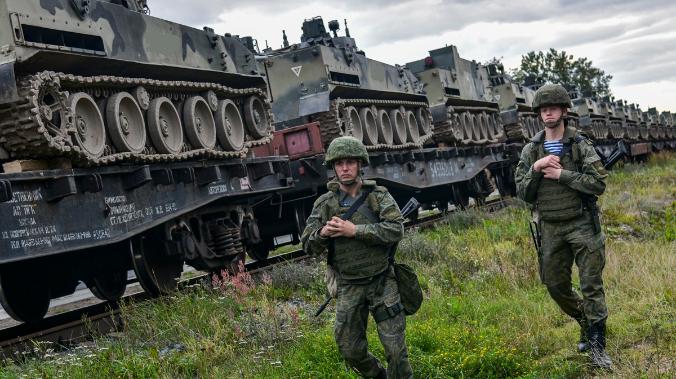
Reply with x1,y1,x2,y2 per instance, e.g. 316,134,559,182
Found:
376,109,394,144
389,108,407,144
88,270,128,303
215,99,245,151
130,236,183,297
344,106,363,141
405,110,420,143
147,97,183,154
106,92,146,153
359,107,378,145
243,96,270,139
247,241,271,262
0,268,50,323
183,96,217,149
68,92,106,159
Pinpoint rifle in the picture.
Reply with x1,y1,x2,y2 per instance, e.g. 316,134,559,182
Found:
314,197,421,317
529,220,544,282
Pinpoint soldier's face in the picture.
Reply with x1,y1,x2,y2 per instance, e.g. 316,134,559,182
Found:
334,158,360,185
540,106,566,128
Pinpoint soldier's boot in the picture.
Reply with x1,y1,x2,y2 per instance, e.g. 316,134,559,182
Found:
374,367,387,379
575,316,590,353
588,321,612,369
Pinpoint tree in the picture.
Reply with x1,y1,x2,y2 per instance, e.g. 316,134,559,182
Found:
511,48,613,97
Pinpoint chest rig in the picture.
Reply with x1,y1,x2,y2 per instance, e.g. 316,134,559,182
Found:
327,188,390,281
532,133,586,222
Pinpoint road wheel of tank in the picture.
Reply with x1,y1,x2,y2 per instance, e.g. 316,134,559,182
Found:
106,92,147,153
389,108,407,144
471,114,486,143
184,96,217,149
243,96,270,139
204,90,219,112
0,267,50,323
147,97,183,154
88,270,128,303
215,99,245,151
131,235,184,297
405,110,420,143
359,107,379,145
460,112,473,143
376,109,394,145
344,106,363,141
478,113,490,142
68,92,106,159
416,107,433,136
489,113,504,141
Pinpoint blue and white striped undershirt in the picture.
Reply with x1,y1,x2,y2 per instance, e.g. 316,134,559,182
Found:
544,140,563,155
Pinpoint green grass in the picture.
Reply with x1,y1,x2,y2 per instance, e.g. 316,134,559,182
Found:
2,153,674,378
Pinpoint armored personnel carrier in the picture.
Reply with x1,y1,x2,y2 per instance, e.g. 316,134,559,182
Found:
0,0,292,323
261,17,433,150
482,63,543,141
405,46,505,145
0,0,273,166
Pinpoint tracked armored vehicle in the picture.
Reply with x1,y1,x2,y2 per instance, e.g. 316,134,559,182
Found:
261,17,433,150
405,46,505,145
0,0,273,166
0,0,292,323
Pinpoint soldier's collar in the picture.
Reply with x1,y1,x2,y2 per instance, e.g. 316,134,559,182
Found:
531,126,578,144
326,178,376,192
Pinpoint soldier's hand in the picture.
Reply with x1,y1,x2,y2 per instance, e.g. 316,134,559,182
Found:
319,225,335,238
325,216,357,238
534,155,562,172
542,166,562,180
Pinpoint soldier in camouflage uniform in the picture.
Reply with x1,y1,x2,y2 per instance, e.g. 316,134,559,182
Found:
301,136,413,378
514,84,613,369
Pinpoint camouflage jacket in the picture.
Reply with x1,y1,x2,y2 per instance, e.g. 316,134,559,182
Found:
300,179,404,280
515,126,608,205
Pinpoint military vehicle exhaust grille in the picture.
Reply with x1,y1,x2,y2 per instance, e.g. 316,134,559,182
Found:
18,25,106,56
444,87,461,97
329,71,360,86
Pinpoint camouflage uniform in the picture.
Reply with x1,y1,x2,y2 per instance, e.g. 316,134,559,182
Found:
515,81,612,370
301,137,412,378
516,126,609,325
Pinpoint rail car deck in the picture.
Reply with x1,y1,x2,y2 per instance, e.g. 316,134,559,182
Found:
0,157,292,261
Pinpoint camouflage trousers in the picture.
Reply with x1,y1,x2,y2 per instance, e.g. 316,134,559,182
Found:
334,269,413,379
539,212,608,324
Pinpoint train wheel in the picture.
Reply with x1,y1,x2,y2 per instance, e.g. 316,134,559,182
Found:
147,97,183,154
68,92,106,159
344,106,363,141
107,92,146,153
215,99,245,151
376,109,394,145
130,236,183,297
0,267,50,323
359,107,379,145
389,108,407,144
405,110,420,143
88,270,128,303
243,96,270,139
247,241,271,262
184,96,217,149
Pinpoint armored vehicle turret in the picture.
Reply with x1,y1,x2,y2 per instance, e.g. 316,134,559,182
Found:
260,17,433,150
0,0,274,166
405,46,505,145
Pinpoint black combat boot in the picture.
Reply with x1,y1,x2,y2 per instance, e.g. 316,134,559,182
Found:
588,321,612,369
575,316,589,353
373,367,387,379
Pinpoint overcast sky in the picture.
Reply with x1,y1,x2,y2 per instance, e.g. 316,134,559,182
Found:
150,0,676,112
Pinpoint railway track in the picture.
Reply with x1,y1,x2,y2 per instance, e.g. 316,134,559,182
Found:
0,197,510,358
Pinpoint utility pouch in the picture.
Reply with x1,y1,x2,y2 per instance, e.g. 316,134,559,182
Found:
393,262,423,316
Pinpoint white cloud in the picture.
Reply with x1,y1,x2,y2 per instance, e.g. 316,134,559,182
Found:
148,0,676,111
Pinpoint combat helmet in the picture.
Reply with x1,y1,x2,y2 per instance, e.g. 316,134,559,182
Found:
532,84,572,112
324,136,369,167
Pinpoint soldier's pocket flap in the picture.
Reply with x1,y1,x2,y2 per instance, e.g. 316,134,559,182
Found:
585,233,605,252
